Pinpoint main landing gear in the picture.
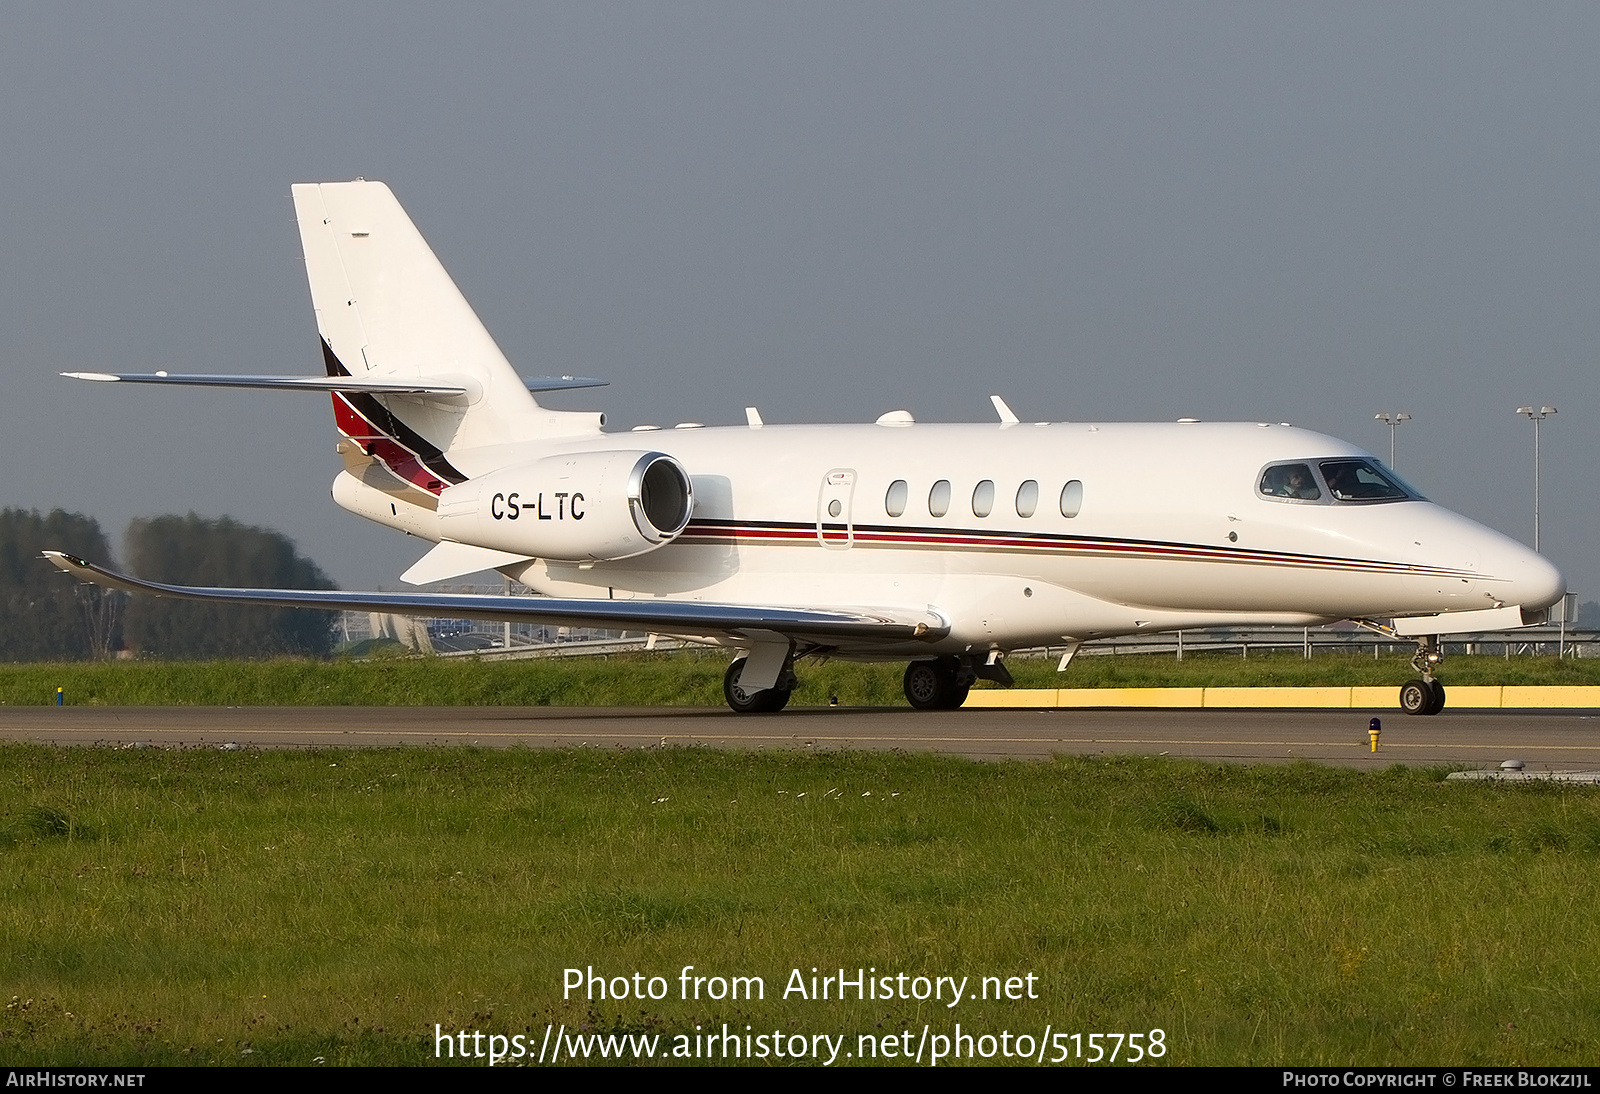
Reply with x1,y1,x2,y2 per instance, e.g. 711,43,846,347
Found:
1400,635,1446,716
903,657,973,711
901,655,1012,711
721,652,1011,713
723,657,793,713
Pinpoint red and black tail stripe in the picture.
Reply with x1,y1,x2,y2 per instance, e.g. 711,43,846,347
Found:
680,518,1474,579
321,340,467,495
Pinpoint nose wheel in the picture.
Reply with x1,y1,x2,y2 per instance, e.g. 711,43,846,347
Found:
1354,622,1451,717
1399,677,1446,716
1400,636,1446,716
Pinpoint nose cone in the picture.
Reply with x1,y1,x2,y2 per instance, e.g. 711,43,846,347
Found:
1508,547,1566,612
1407,504,1566,614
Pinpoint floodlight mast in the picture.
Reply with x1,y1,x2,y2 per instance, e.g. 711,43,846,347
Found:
1373,412,1411,468
1516,405,1557,552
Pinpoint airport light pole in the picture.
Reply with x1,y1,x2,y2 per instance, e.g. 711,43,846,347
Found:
1516,405,1556,552
1373,412,1411,468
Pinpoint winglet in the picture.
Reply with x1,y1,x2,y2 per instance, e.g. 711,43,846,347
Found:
990,395,1019,424
43,550,85,570
745,406,764,428
43,550,144,596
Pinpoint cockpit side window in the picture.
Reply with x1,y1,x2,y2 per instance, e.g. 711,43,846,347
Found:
1318,459,1414,502
1258,463,1322,501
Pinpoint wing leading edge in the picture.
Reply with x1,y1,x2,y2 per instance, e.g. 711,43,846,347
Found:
43,552,948,649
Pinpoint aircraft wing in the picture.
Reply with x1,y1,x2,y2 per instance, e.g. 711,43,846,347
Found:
43,552,948,648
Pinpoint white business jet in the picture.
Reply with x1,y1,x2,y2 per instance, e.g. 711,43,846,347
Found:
50,180,1565,716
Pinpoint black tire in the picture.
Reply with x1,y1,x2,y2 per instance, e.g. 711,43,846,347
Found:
1400,679,1432,716
904,659,967,710
1424,679,1446,715
903,660,950,710
723,658,791,714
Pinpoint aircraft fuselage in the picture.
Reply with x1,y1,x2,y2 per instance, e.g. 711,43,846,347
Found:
334,417,1563,658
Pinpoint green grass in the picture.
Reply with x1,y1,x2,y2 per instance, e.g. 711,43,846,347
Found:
3,745,1600,1065
4,650,1600,708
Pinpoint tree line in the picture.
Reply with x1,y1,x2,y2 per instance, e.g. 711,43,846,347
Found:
0,509,336,660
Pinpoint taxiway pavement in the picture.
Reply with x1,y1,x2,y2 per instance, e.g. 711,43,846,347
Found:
2,705,1598,769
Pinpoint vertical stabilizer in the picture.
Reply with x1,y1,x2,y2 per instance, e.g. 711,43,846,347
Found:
293,180,599,490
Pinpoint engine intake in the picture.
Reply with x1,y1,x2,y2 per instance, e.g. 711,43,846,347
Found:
630,452,693,541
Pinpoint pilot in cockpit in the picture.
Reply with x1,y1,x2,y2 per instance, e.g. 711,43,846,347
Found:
1261,463,1321,500
1281,466,1319,500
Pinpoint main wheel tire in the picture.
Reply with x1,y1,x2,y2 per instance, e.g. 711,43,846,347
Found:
724,657,791,714
903,660,950,710
904,659,965,710
1400,679,1432,716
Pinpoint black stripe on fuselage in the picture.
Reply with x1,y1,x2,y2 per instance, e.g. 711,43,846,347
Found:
680,517,1467,578
320,340,467,485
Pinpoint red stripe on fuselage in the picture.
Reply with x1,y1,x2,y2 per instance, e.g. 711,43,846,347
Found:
331,392,449,495
677,520,1465,578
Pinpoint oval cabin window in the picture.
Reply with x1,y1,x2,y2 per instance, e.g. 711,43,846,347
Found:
929,479,952,518
885,479,908,517
971,480,995,517
1015,480,1038,518
1059,479,1083,518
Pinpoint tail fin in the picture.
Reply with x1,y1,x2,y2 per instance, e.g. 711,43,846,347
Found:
293,180,601,478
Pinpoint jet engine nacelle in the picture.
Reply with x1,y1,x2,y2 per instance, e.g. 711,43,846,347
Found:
437,450,693,562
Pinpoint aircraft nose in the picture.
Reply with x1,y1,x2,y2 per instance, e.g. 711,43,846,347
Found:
1506,547,1566,611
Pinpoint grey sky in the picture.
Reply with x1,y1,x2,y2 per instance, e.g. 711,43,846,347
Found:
2,3,1594,598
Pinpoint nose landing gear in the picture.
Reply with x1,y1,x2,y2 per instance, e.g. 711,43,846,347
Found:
1399,676,1445,716
1355,622,1448,716
1400,636,1446,716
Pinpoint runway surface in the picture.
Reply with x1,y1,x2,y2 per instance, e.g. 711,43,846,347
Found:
3,705,1600,769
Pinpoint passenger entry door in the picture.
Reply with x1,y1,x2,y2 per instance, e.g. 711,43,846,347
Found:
816,469,856,549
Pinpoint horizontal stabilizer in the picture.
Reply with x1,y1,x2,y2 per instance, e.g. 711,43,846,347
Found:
400,541,535,586
521,376,607,392
62,372,468,396
43,552,949,648
64,371,605,396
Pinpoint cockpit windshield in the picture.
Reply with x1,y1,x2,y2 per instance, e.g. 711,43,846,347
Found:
1258,459,1423,504
1318,459,1413,502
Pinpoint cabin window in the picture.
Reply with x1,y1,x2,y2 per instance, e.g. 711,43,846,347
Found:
1258,463,1322,501
972,480,995,517
1059,479,1083,518
1016,480,1038,518
885,479,908,517
929,479,952,517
